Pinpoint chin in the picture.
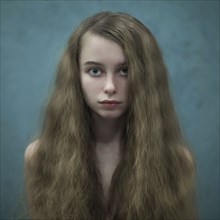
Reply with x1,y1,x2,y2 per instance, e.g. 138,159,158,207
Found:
95,110,126,120
102,115,123,119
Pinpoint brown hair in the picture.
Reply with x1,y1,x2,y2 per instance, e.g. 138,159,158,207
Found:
26,11,196,219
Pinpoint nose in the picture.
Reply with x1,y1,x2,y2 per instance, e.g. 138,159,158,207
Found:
103,74,117,95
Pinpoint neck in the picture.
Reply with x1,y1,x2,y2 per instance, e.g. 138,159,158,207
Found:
92,113,126,144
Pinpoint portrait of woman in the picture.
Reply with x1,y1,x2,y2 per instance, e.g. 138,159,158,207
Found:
24,11,197,220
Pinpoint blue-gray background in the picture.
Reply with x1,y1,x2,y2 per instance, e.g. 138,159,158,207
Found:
1,1,219,219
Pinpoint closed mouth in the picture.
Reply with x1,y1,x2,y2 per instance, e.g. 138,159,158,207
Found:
99,100,121,104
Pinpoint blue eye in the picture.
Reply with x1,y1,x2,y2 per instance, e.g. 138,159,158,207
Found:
120,67,128,76
88,68,101,76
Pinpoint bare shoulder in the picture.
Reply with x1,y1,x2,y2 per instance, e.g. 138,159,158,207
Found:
178,146,195,171
24,139,39,167
181,147,194,162
24,140,40,214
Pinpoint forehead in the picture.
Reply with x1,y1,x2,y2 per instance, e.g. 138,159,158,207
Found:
80,32,126,65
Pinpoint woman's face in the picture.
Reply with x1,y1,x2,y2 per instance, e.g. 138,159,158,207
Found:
80,32,129,119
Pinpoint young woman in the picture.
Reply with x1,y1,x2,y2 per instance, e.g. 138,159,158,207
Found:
24,11,197,220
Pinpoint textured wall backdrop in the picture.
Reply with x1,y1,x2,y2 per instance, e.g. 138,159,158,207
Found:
1,1,219,219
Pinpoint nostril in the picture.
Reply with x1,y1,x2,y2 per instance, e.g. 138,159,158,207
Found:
104,87,117,94
103,75,117,94
103,84,117,94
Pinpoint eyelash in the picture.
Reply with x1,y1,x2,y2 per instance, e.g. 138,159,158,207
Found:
87,67,128,77
88,67,102,76
120,67,128,76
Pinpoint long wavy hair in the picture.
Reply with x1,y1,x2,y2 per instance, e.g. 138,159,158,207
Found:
26,11,196,219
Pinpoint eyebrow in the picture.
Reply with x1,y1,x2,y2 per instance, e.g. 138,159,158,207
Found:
83,61,127,67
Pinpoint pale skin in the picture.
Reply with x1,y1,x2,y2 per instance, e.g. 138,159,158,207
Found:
24,32,194,213
25,32,129,203
80,32,129,200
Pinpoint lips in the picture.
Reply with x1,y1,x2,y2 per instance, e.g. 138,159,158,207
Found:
99,100,121,104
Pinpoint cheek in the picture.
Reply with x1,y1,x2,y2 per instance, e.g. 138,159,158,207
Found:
80,77,89,99
81,77,101,98
123,87,129,100
118,80,129,96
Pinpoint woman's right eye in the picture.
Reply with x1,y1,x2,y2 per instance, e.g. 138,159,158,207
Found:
88,68,102,76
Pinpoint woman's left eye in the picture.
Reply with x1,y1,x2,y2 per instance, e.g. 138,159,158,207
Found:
88,68,101,76
120,67,128,76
